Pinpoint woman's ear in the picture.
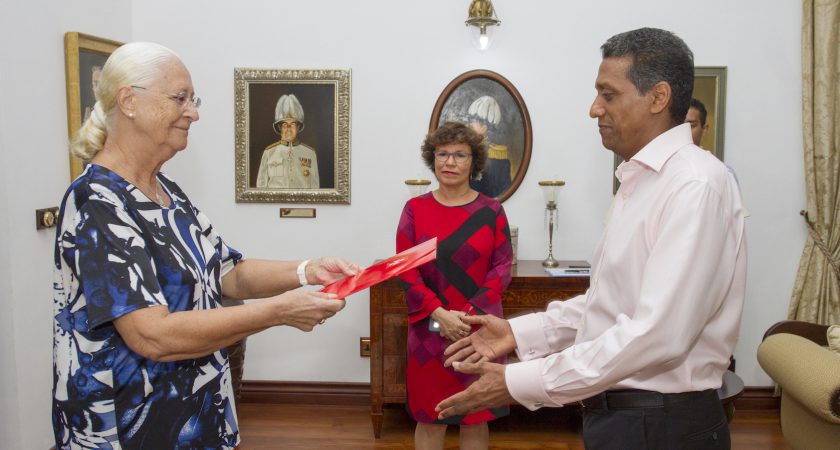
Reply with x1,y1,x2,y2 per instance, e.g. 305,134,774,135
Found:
115,85,136,118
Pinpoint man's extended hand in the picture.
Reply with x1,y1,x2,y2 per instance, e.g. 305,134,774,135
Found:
434,361,516,419
443,314,516,367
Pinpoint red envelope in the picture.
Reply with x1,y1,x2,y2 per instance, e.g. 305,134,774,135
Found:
321,238,437,298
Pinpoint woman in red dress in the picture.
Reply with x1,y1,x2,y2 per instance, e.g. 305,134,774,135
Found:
396,121,513,449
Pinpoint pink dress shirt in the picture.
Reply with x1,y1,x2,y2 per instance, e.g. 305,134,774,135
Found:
506,124,747,410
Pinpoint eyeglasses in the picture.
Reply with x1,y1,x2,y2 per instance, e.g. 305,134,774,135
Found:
434,151,472,163
131,85,202,110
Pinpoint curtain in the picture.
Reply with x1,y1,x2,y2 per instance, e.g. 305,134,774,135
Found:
789,0,840,324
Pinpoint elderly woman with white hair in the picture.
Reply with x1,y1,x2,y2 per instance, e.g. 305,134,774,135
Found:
52,42,357,449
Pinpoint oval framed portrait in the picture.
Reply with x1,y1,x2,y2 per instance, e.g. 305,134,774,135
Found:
429,70,532,203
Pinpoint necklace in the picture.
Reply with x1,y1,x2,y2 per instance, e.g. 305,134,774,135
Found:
434,187,476,206
151,181,166,206
154,186,164,205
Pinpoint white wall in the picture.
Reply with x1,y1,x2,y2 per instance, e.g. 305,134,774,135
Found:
0,59,21,450
1,0,805,446
0,1,132,447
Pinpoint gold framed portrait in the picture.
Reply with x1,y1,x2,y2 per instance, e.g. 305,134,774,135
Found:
63,32,123,181
234,68,351,204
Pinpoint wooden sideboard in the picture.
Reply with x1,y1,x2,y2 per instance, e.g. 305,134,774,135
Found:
368,260,590,438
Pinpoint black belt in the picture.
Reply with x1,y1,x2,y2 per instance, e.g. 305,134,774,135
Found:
580,389,715,411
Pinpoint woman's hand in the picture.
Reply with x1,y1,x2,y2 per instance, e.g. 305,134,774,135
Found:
431,307,472,342
306,257,360,286
271,290,346,331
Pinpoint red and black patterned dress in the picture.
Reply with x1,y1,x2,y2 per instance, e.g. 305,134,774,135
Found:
396,192,513,425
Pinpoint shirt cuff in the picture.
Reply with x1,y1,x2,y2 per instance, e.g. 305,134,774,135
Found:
505,359,557,411
510,313,551,360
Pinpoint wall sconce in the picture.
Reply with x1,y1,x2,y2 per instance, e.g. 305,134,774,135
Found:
405,179,432,197
465,0,501,51
538,180,565,267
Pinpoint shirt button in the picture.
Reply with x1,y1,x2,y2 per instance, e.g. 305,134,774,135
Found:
534,402,543,408
527,350,535,355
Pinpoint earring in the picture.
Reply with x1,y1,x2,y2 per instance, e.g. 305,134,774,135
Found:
128,112,135,118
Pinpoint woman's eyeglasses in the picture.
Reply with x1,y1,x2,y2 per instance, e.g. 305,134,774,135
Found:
131,85,201,110
434,151,472,163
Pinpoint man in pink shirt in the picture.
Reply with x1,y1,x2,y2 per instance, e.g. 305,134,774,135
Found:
436,27,747,449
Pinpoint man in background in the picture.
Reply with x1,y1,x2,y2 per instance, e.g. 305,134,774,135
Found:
686,97,711,147
436,27,747,449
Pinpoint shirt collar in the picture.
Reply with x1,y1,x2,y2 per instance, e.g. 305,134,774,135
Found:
614,123,693,188
628,123,693,173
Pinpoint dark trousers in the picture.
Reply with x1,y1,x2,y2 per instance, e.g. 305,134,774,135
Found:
582,389,730,450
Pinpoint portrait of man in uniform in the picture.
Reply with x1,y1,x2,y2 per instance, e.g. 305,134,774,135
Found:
235,68,351,204
429,70,532,203
82,65,103,125
256,94,320,189
466,95,513,198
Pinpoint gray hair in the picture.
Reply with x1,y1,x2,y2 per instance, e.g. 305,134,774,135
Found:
70,42,181,160
601,28,694,126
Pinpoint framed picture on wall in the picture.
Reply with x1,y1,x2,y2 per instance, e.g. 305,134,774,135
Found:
691,66,727,159
429,70,532,203
63,32,123,181
234,68,351,204
612,66,728,194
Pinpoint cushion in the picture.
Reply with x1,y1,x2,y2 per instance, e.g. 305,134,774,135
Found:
828,325,840,355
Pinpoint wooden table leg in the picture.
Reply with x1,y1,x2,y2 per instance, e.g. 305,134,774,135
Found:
371,410,383,438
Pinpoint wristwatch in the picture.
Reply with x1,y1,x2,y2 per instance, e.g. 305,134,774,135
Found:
297,260,310,286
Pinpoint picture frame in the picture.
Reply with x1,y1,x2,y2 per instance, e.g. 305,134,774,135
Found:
429,70,532,203
692,66,727,159
612,66,728,194
63,32,123,181
234,68,351,204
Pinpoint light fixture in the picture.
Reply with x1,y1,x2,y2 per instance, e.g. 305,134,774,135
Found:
405,179,432,197
465,0,501,51
538,180,565,267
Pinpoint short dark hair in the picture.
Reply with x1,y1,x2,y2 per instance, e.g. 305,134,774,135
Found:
601,27,694,126
689,98,707,126
421,121,487,180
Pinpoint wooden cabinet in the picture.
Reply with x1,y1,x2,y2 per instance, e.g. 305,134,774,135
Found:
368,260,590,438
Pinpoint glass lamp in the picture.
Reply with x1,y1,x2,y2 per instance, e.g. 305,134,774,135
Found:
405,179,431,197
465,0,501,51
538,180,565,267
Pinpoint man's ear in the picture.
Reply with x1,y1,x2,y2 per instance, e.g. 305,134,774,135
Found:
649,81,671,115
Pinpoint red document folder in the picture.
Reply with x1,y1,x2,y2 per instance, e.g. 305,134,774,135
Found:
321,238,437,298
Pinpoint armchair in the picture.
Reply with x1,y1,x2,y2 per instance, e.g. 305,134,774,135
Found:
757,320,840,450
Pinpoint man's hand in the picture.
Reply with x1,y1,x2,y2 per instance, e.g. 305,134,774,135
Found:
307,257,360,286
443,314,516,367
434,361,516,419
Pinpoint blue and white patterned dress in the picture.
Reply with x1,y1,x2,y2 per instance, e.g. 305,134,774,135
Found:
52,164,242,449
